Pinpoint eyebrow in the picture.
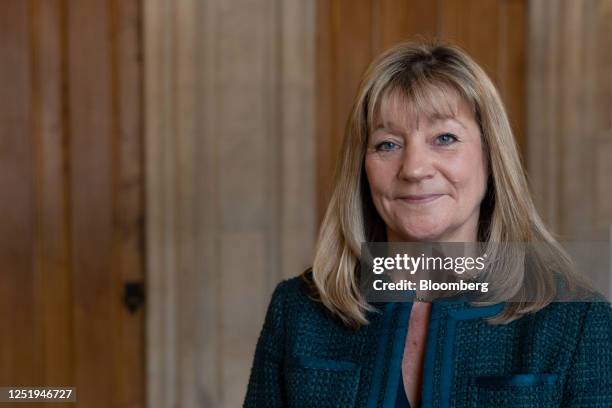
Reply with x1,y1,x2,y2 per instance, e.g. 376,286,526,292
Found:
373,117,467,132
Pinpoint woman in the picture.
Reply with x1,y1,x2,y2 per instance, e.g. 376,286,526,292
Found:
244,41,611,407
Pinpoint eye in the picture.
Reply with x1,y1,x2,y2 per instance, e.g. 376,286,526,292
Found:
435,133,458,145
375,141,399,152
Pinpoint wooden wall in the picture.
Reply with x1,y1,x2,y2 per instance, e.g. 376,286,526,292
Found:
0,1,144,407
316,0,527,222
144,0,315,407
528,0,612,294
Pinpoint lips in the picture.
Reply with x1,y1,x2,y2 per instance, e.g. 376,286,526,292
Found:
397,194,443,204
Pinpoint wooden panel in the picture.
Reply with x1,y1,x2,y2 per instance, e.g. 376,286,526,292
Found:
0,0,144,406
145,0,316,407
376,0,439,52
527,0,562,230
196,1,219,405
279,0,316,277
557,0,585,239
0,0,39,391
315,0,335,226
68,0,145,406
527,0,612,295
174,1,198,405
110,0,146,406
68,1,116,406
499,0,527,157
144,0,179,406
592,0,612,227
31,0,74,401
439,0,501,82
317,0,374,224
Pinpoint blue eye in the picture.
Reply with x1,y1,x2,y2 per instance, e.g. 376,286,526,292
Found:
435,133,458,145
375,141,399,151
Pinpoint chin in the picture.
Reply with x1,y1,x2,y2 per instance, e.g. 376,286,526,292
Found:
402,232,444,242
394,223,447,242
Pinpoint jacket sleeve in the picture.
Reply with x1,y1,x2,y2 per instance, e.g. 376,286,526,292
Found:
244,280,288,407
562,302,612,407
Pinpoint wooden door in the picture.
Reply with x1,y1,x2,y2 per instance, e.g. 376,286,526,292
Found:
0,1,145,407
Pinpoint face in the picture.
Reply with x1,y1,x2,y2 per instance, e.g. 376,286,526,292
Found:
364,89,488,242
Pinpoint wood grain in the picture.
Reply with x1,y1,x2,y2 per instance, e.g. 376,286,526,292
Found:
68,1,115,406
317,0,374,224
31,3,74,407
0,0,145,406
144,1,317,406
0,0,39,392
110,0,145,406
527,0,612,295
376,0,439,53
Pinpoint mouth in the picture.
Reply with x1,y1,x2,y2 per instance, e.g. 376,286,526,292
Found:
396,194,443,204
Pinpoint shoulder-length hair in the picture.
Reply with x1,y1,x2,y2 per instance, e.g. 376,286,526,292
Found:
310,40,591,328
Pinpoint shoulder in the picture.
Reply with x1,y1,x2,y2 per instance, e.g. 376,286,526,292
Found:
269,269,335,316
267,269,365,334
265,269,323,324
524,301,611,353
531,301,611,327
253,270,325,358
268,268,317,311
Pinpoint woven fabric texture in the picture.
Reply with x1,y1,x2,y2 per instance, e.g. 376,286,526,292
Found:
244,273,611,407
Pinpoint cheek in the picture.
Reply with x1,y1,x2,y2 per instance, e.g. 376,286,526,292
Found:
444,148,487,197
364,156,392,195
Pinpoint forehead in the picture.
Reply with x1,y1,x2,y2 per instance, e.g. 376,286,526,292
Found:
372,85,473,130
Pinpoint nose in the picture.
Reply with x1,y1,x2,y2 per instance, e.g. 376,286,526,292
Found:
398,141,435,182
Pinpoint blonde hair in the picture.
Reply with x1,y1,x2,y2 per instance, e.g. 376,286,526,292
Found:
310,40,592,328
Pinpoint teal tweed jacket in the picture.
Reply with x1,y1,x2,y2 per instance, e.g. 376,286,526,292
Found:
244,273,611,407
